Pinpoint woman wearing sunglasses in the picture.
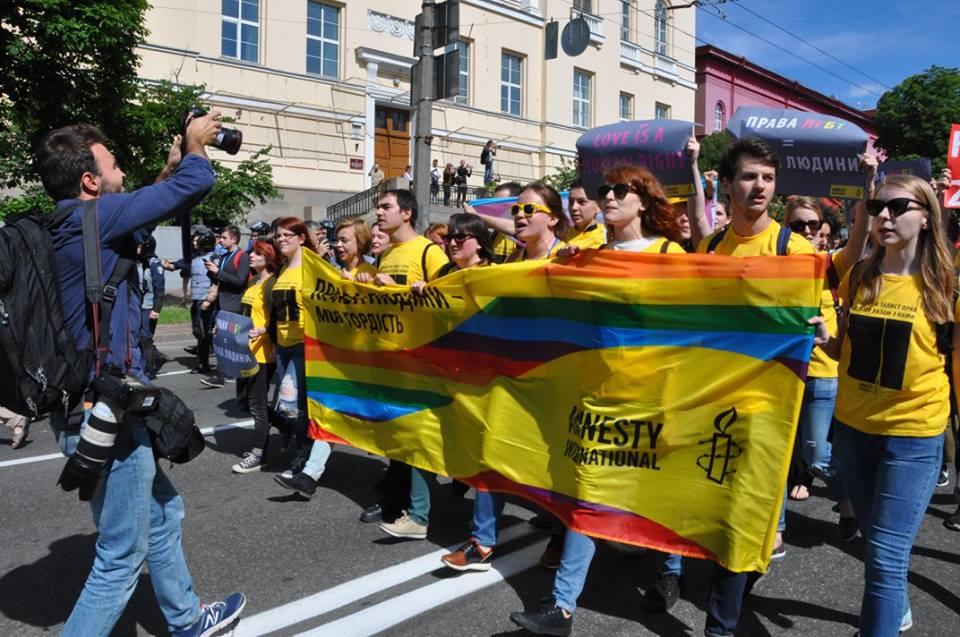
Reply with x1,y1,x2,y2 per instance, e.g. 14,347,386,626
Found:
505,183,570,262
813,174,957,637
784,197,859,539
510,165,685,636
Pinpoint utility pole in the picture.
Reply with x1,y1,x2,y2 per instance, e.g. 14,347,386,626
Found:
412,0,435,234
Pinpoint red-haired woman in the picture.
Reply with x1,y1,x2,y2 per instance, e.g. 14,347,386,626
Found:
270,218,325,493
232,239,280,474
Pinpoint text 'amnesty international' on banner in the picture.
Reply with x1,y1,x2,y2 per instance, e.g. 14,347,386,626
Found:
726,106,869,199
300,249,826,572
576,119,696,200
212,311,259,379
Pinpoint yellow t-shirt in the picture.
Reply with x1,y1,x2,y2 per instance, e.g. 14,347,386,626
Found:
348,262,378,279
272,264,304,348
378,235,448,284
605,236,686,254
567,223,607,250
696,219,814,257
835,273,952,437
240,276,274,364
807,251,856,378
491,232,516,262
506,237,568,262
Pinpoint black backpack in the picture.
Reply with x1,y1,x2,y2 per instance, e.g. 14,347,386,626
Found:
0,207,92,417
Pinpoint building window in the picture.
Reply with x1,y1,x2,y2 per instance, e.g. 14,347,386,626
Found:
654,0,668,56
621,1,631,41
619,93,633,122
655,102,671,120
714,101,726,132
454,41,470,105
573,0,594,13
306,1,339,78
501,52,522,116
573,70,591,128
222,0,259,62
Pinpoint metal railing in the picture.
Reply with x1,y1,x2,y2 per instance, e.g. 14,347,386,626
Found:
326,183,383,224
432,185,493,208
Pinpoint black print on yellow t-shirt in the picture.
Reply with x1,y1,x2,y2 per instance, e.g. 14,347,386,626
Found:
272,289,300,322
847,314,912,390
390,274,408,285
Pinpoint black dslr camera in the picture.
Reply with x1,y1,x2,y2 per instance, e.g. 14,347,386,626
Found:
182,106,243,155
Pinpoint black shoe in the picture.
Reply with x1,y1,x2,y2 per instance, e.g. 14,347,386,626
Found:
201,374,226,388
360,504,383,523
183,345,199,355
944,505,960,532
937,466,949,488
189,366,212,374
838,516,859,542
510,601,572,636
154,354,170,372
642,572,681,613
273,472,316,499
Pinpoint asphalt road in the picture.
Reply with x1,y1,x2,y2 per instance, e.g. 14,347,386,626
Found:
1,325,958,637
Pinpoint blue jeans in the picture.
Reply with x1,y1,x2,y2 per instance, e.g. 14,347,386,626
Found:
58,407,199,636
408,467,433,526
471,490,505,547
835,420,943,637
302,438,332,481
552,529,596,613
484,160,494,184
275,343,311,456
799,377,845,500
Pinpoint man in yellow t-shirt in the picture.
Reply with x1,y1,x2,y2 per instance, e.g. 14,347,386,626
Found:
373,189,448,286
362,189,448,533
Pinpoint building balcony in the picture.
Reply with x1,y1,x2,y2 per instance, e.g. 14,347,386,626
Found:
620,41,696,89
572,9,605,46
655,53,676,76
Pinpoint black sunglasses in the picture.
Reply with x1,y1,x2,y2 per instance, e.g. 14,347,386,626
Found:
597,183,635,200
445,233,477,244
865,198,928,218
788,219,823,233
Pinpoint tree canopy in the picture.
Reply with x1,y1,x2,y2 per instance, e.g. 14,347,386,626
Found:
873,66,960,171
0,0,279,223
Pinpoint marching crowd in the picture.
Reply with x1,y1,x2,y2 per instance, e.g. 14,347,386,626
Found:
6,121,959,637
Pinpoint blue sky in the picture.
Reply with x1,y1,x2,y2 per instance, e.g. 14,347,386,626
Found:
694,0,959,110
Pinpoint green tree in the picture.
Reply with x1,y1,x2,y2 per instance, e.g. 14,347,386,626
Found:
697,130,731,174
0,2,281,223
541,156,578,191
873,66,960,171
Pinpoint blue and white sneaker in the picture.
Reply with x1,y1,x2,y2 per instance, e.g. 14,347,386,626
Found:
172,592,246,637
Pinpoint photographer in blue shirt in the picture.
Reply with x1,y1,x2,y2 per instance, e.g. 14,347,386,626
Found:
40,113,246,637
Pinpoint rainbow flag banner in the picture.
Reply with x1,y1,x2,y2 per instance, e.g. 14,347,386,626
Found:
303,249,826,572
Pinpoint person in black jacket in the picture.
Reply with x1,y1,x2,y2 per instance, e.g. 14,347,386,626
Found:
455,159,472,207
201,224,249,388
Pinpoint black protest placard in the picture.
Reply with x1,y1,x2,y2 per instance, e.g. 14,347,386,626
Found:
725,107,868,199
877,159,932,182
576,119,695,199
213,311,259,379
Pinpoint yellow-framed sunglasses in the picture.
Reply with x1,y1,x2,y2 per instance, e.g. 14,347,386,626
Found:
510,203,556,218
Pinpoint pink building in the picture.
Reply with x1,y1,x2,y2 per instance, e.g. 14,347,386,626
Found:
695,44,877,152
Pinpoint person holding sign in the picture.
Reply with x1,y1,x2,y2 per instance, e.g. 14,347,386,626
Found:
269,218,321,494
509,166,685,637
812,174,957,637
232,239,279,474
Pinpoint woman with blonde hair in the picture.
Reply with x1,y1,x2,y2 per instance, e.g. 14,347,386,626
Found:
813,174,957,636
505,182,570,262
334,218,377,279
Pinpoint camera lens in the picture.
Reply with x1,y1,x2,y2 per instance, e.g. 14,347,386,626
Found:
216,128,243,155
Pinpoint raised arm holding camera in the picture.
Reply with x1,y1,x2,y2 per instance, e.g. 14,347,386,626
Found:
38,111,246,637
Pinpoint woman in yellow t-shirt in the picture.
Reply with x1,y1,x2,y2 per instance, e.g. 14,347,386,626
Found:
784,196,858,536
232,239,278,474
334,218,377,281
813,175,956,636
505,182,569,262
271,217,327,489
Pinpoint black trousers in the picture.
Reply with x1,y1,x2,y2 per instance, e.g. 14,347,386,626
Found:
189,301,215,370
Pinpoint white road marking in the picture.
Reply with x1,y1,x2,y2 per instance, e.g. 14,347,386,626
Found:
235,524,541,637
0,421,254,469
294,540,547,637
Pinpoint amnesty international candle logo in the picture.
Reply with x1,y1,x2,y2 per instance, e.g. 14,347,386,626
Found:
697,407,742,485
